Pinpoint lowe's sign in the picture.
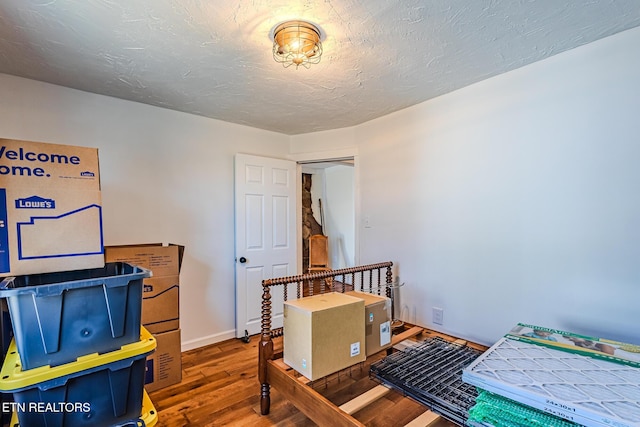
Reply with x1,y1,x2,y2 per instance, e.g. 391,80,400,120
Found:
15,195,56,209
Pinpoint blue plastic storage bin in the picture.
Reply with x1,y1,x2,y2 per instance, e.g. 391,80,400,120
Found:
0,326,156,427
8,389,157,426
0,262,150,370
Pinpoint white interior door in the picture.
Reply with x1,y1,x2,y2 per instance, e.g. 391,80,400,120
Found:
234,153,297,338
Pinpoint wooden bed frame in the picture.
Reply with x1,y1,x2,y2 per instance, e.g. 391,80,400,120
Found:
258,262,459,426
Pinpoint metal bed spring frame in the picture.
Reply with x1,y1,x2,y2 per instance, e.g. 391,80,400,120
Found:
258,262,394,420
370,337,483,425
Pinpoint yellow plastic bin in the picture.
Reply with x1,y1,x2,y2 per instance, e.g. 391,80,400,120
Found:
0,326,156,427
141,390,159,427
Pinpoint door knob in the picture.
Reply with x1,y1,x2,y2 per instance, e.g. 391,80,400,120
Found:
239,257,247,263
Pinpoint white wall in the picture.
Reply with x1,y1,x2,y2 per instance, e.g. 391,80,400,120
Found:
324,165,355,269
0,75,290,350
293,26,640,346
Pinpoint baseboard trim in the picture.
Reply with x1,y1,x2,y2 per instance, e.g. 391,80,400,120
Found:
181,329,236,352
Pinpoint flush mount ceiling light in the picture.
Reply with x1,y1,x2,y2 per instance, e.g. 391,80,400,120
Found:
272,20,323,69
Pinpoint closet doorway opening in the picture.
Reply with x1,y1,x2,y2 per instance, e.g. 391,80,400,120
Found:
299,158,355,274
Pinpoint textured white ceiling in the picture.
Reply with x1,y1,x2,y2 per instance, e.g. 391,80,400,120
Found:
1,1,639,135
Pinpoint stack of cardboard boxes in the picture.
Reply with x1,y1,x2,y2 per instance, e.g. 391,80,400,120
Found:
284,290,392,381
105,243,183,392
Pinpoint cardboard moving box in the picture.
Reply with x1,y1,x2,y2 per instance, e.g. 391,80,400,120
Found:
284,292,365,381
346,291,392,356
0,138,104,276
144,328,182,392
105,243,183,334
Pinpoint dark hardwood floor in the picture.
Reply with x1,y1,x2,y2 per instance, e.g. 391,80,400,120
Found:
147,334,321,426
148,331,468,427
